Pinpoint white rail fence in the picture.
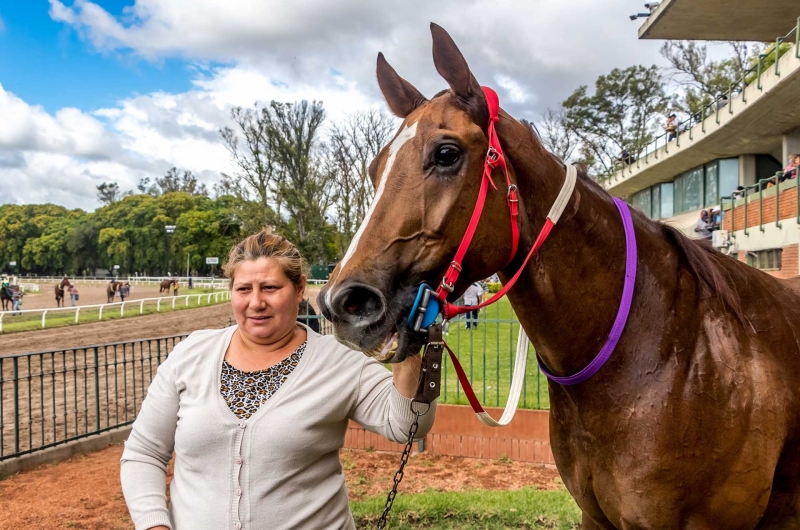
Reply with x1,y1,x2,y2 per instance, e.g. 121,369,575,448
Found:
0,291,230,333
20,277,229,287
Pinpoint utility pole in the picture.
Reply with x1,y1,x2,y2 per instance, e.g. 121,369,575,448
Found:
186,253,190,278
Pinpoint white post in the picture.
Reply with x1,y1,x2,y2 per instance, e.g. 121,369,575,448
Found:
99,305,104,320
185,295,189,307
172,297,176,310
157,298,161,312
75,307,81,323
207,293,212,304
41,310,48,328
139,300,144,314
197,294,201,306
120,302,125,317
0,313,4,333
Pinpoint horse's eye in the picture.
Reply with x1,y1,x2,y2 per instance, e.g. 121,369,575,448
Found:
435,145,461,167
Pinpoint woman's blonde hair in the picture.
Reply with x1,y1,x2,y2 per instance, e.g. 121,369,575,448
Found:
223,229,308,288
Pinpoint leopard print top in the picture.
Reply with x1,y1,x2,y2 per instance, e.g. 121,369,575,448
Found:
220,342,306,419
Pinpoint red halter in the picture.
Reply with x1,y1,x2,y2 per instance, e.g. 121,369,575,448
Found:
433,87,519,311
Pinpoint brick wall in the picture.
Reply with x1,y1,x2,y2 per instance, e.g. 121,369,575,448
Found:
723,187,798,232
733,244,798,279
344,404,554,465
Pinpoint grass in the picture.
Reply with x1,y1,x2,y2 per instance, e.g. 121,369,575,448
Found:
350,487,581,529
0,288,229,334
439,297,550,410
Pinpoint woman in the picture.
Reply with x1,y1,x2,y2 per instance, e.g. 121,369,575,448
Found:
120,230,436,530
68,283,79,307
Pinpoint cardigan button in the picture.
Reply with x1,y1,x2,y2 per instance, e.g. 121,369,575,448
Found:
236,488,242,496
235,523,242,529
236,457,243,465
238,421,246,429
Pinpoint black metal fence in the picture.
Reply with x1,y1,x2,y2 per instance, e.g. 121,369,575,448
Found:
2,310,548,462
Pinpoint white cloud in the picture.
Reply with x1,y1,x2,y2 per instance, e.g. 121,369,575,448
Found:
1,0,670,210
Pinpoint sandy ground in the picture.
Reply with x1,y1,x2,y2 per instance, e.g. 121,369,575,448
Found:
0,444,562,529
12,283,198,311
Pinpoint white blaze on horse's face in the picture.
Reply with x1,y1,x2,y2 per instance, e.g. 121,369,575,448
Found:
325,120,418,308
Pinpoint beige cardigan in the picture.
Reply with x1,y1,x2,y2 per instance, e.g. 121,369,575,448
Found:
120,325,436,530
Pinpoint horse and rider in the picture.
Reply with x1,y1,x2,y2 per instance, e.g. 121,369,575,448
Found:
318,25,800,529
54,277,72,308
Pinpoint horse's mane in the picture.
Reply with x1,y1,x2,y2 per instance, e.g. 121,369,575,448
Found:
519,118,749,328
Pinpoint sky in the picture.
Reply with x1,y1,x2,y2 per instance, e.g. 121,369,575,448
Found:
0,0,667,211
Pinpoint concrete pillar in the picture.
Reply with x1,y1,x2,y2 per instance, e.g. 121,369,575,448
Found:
783,128,800,166
739,155,757,186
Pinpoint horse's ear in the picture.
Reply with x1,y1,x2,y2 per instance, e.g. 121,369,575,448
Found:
376,52,427,118
430,23,487,125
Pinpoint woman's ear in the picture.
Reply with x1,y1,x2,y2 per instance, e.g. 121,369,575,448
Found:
297,275,307,301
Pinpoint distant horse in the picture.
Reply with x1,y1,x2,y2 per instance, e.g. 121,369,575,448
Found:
107,281,121,303
1,284,13,311
160,279,177,294
54,278,72,308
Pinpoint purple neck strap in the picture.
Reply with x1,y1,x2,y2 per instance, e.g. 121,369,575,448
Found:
538,197,637,385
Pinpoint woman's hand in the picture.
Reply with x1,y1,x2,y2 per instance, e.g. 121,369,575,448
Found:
391,353,423,399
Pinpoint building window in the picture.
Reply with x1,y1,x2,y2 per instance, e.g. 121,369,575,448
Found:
718,158,739,199
652,184,661,220
704,162,718,207
746,248,782,270
675,167,704,214
632,188,652,218
660,182,674,218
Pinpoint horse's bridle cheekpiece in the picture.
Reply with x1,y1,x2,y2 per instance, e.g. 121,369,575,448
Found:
407,86,638,427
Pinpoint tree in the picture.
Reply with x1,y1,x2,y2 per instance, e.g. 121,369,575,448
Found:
267,100,337,263
96,182,123,206
327,109,395,251
538,108,579,163
660,41,759,116
219,105,283,228
138,168,209,197
563,65,668,178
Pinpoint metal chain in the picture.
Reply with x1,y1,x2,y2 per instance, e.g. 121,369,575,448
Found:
375,409,421,530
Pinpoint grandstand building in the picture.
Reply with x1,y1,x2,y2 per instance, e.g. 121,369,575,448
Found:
605,0,800,278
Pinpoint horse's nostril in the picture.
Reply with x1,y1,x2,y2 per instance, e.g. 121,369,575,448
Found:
331,283,386,325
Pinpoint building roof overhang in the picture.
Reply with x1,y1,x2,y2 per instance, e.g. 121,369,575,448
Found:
639,0,799,42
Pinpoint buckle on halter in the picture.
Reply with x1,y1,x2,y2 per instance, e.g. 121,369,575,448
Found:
448,261,462,273
507,184,518,202
486,146,500,164
440,280,455,293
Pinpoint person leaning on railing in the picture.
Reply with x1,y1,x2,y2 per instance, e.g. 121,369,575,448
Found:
120,229,436,530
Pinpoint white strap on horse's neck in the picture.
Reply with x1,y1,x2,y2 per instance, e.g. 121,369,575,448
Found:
475,326,530,427
473,164,577,427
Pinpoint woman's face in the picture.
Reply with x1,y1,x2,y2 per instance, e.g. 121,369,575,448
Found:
230,258,305,344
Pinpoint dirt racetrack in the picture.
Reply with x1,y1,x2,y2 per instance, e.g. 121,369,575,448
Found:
0,303,235,357
15,282,187,311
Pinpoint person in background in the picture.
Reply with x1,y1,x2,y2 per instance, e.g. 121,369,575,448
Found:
188,275,193,290
463,281,485,330
173,280,180,297
69,283,79,307
710,206,722,229
783,154,799,180
694,210,712,240
11,287,23,316
120,282,131,302
665,114,677,141
297,298,320,333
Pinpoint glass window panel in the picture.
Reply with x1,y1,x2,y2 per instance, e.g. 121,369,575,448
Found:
685,168,703,212
674,175,684,214
632,188,652,217
718,158,739,199
705,162,719,207
661,182,674,218
652,185,661,220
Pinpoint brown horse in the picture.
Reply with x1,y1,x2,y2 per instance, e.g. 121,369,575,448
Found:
107,280,120,303
159,279,176,294
318,24,800,529
54,278,71,308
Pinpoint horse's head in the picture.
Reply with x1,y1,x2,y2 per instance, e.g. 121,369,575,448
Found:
318,24,523,362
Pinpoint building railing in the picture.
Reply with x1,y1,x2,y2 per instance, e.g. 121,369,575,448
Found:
1,307,548,461
603,18,800,185
720,169,800,236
